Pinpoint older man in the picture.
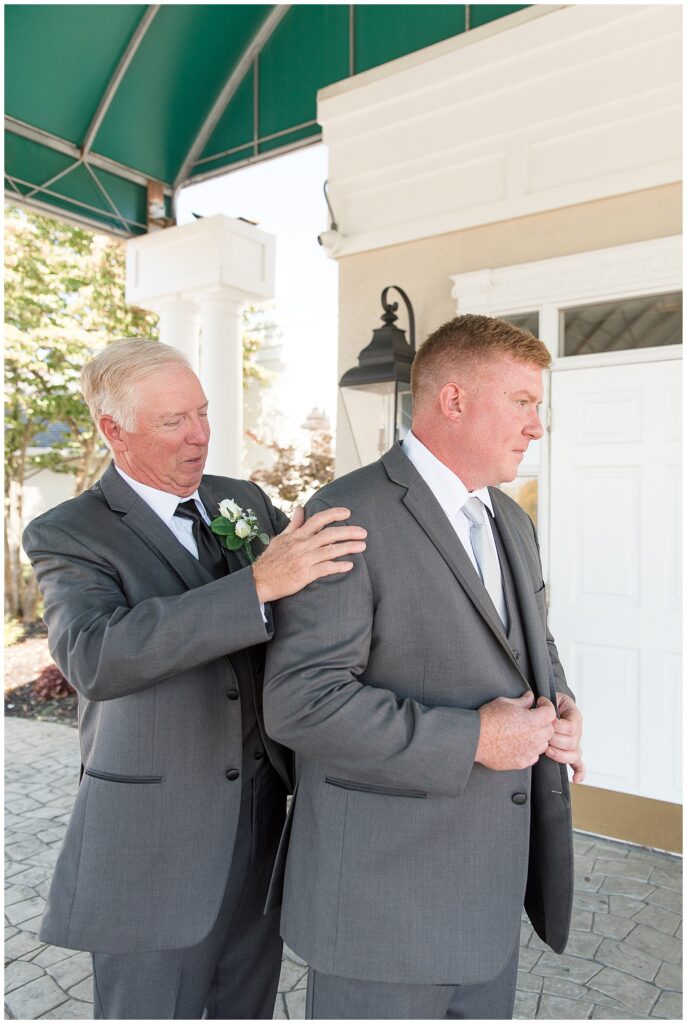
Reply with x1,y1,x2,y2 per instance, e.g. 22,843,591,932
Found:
263,315,584,1019
22,338,367,1020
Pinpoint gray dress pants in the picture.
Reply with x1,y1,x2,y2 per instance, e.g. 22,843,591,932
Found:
306,928,521,1020
92,763,286,1019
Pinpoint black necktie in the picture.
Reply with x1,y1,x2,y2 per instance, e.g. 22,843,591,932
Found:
175,499,229,579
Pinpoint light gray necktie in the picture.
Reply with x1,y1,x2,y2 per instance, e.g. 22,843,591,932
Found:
462,497,509,629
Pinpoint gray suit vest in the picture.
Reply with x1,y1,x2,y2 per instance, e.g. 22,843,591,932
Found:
212,542,267,780
492,516,535,690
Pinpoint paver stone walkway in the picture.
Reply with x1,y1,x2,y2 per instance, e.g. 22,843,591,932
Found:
5,718,683,1020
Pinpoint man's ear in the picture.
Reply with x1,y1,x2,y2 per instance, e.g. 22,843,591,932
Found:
99,415,127,453
438,382,464,424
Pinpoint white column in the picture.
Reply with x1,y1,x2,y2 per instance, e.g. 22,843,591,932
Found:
198,292,244,477
153,298,201,370
125,214,276,479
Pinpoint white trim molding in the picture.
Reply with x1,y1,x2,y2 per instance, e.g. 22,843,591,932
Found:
553,345,682,373
318,5,681,258
450,235,683,320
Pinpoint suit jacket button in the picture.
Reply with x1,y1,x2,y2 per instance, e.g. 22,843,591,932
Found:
225,769,240,781
512,792,527,805
225,689,239,700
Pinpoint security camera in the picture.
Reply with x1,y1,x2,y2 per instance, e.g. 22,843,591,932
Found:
318,180,344,256
317,229,344,256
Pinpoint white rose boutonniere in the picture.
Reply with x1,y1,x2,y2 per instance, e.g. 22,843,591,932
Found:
219,498,242,519
211,498,269,563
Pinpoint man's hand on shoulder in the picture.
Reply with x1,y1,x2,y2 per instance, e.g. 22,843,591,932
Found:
252,506,367,603
544,692,585,783
474,691,556,772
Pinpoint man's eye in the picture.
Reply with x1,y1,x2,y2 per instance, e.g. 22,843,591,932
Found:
165,420,181,428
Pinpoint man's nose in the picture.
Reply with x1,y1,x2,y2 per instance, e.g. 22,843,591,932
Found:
526,409,544,440
188,416,210,444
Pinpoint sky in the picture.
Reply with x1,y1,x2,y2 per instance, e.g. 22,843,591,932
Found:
176,144,339,440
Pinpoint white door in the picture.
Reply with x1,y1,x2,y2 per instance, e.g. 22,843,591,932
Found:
548,356,681,804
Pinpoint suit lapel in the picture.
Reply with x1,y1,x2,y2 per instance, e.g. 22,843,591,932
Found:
381,445,520,669
99,463,211,589
490,488,552,700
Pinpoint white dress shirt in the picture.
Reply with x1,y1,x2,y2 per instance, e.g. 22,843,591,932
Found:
401,431,508,624
115,466,206,558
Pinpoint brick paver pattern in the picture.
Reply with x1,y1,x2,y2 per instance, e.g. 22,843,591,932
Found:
5,718,683,1020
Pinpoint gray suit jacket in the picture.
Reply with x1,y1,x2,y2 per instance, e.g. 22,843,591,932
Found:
263,443,574,986
22,463,291,954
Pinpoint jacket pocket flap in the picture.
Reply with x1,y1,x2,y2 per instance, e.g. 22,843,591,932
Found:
325,776,427,798
84,768,163,784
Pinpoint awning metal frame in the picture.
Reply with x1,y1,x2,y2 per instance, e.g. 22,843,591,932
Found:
23,158,81,201
5,171,148,235
5,4,529,236
5,187,142,237
83,162,131,235
186,129,321,189
5,4,301,232
81,4,160,157
6,115,172,192
174,4,291,189
192,117,320,171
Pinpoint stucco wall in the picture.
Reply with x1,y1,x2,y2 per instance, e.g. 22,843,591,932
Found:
335,182,682,476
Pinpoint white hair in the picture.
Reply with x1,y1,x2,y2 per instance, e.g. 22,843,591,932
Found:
81,338,191,439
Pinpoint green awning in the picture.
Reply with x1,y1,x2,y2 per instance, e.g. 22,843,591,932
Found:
5,4,528,237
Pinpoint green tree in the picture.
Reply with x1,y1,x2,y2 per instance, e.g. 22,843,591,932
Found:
4,205,158,618
5,205,271,620
242,304,279,389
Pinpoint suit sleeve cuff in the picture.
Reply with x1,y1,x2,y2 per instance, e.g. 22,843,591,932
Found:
213,566,273,648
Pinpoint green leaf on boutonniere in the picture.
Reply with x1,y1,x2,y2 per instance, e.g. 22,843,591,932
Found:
210,516,234,536
258,533,269,546
222,533,244,551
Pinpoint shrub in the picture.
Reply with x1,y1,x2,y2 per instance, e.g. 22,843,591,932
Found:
32,664,76,701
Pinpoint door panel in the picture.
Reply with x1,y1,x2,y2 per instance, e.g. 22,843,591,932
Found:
549,359,681,803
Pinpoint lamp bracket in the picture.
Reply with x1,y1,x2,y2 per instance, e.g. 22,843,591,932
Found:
381,285,416,352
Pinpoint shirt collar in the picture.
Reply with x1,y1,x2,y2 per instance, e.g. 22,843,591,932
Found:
114,465,202,526
401,430,494,519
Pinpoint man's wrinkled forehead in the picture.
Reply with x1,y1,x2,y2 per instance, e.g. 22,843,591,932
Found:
130,364,207,423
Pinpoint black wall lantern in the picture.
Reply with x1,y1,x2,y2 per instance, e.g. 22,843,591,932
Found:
339,286,416,464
